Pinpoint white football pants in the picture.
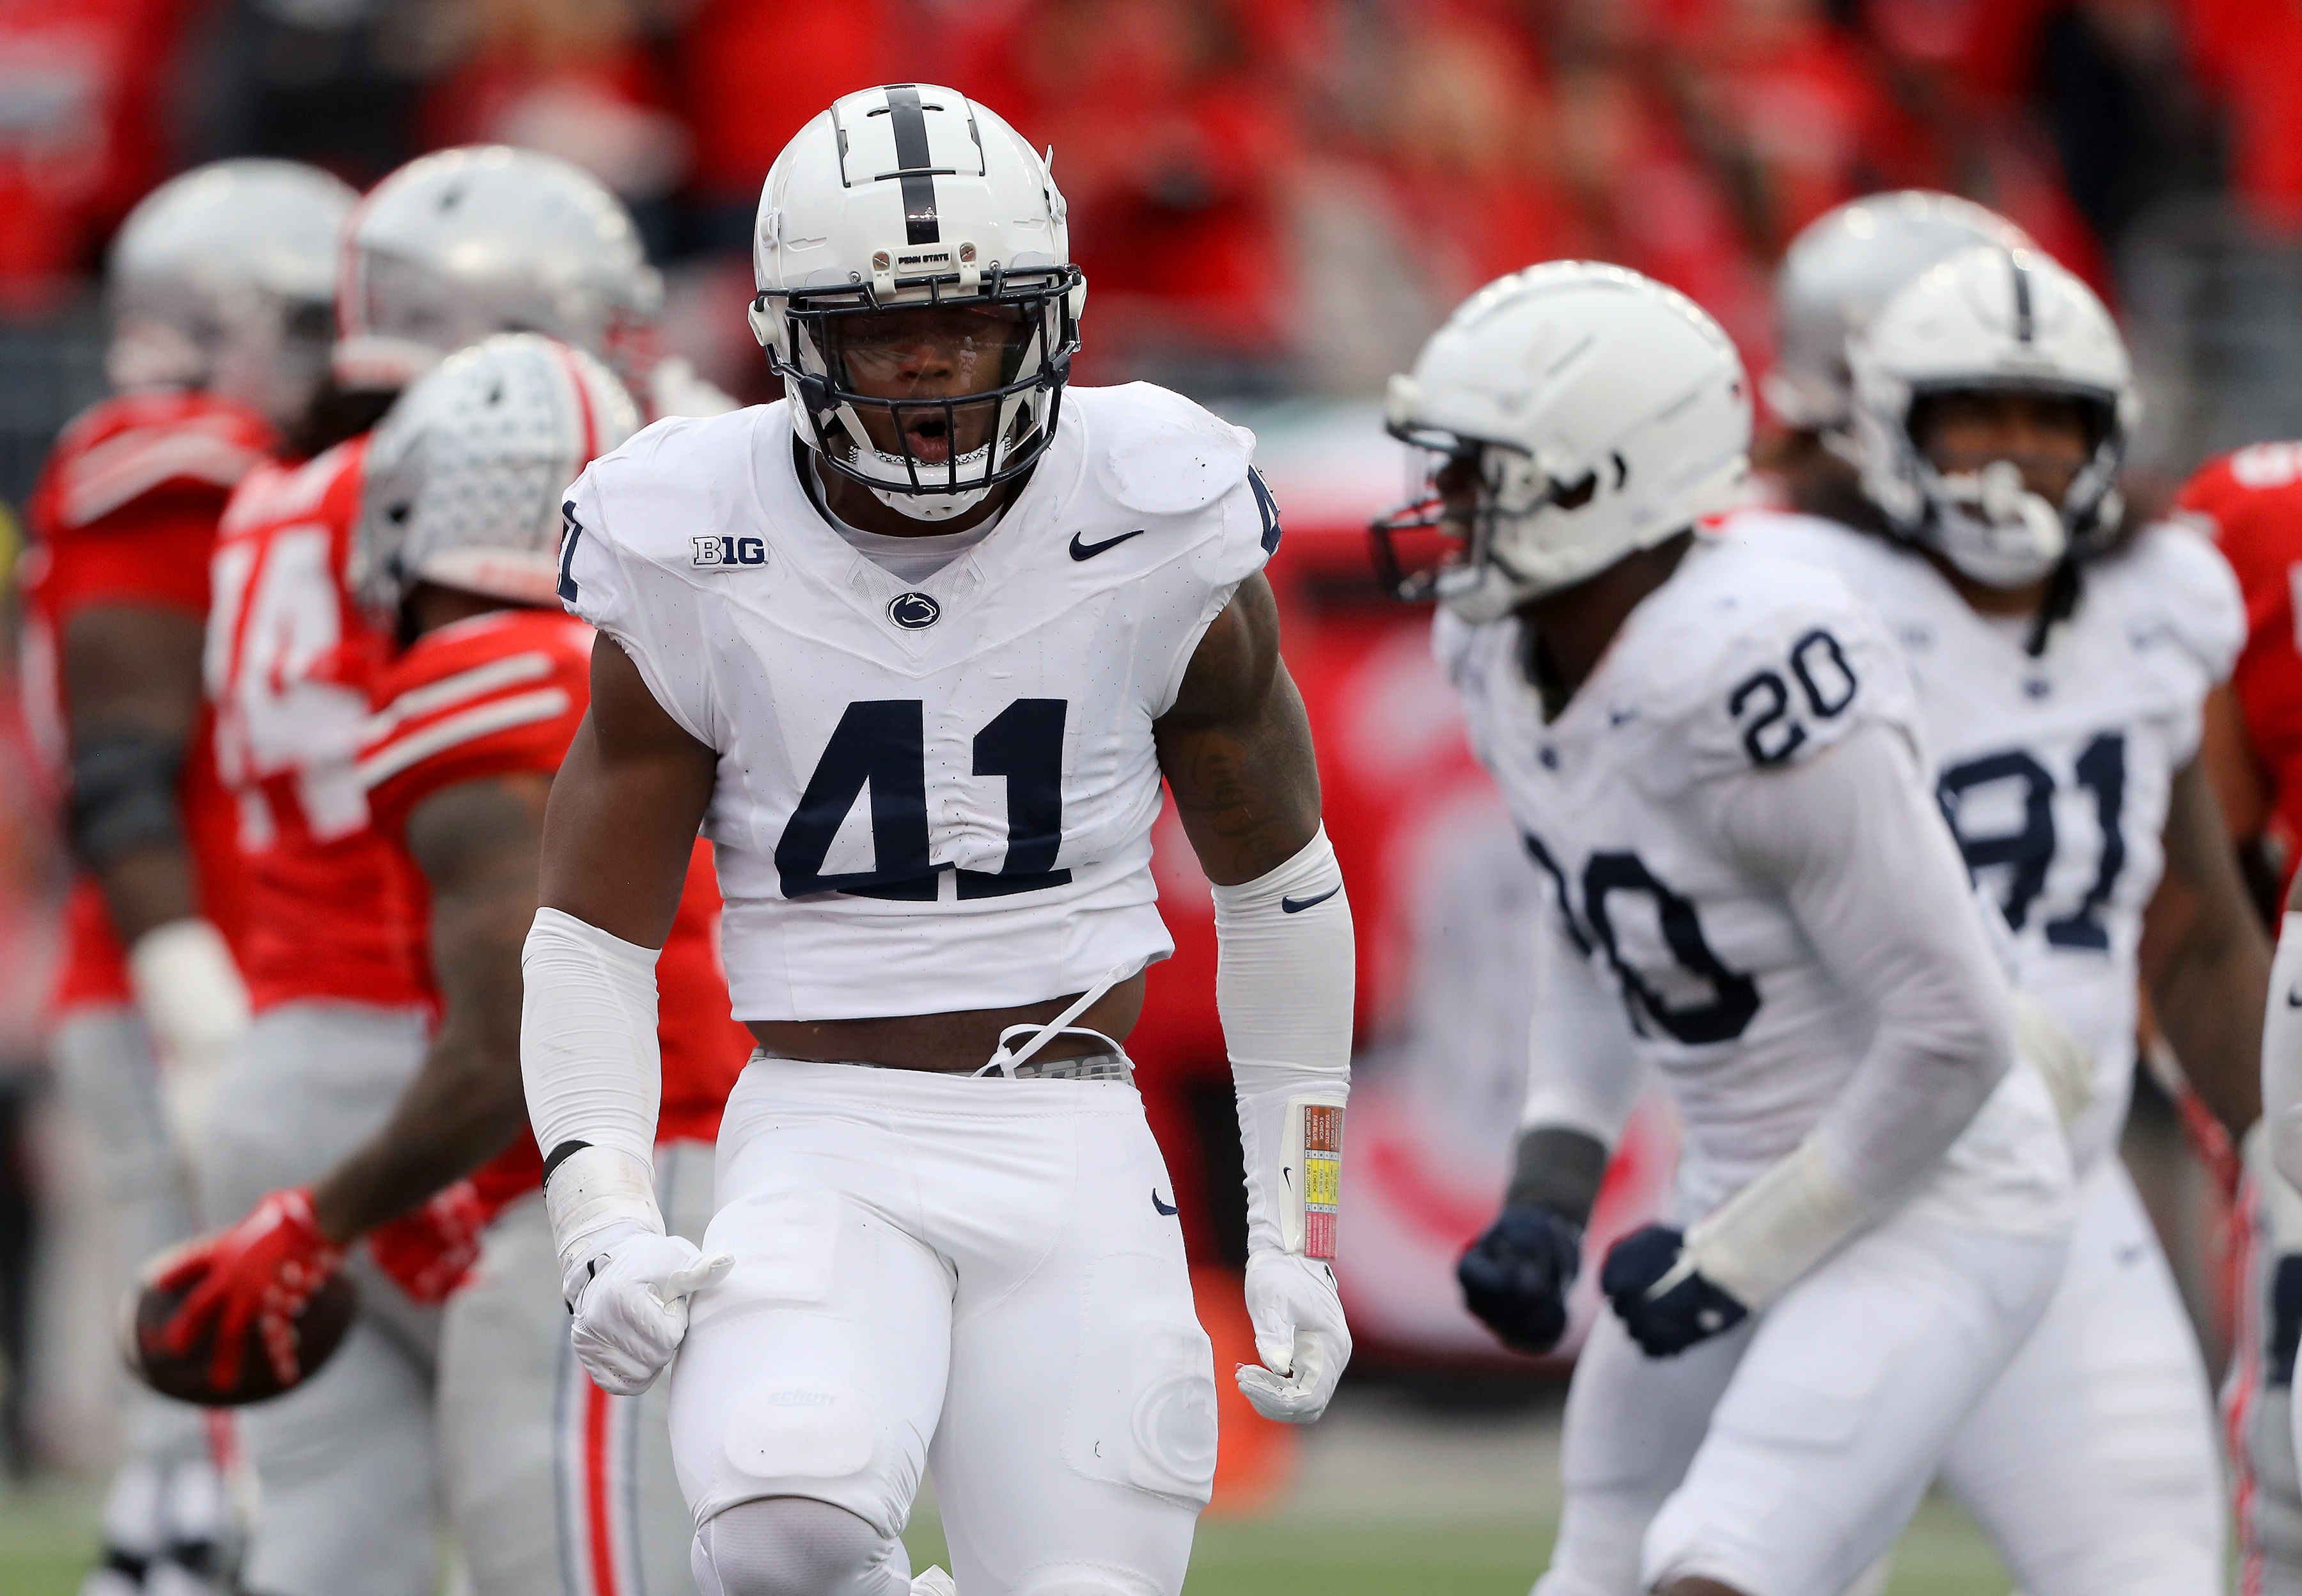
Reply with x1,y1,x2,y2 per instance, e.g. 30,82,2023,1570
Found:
51,1006,224,1574
51,1008,212,1465
1938,1159,2224,1595
1537,1205,2067,1596
437,1138,714,1596
2237,1154,2302,1596
671,1057,1216,1596
200,1000,437,1596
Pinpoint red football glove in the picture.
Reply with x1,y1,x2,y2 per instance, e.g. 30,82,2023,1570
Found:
368,1181,496,1304
159,1187,347,1391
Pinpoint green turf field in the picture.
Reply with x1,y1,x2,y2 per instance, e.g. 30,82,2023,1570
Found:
1,1387,2023,1596
0,1489,2012,1596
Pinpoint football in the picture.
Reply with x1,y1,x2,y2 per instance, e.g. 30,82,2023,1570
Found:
122,1265,359,1407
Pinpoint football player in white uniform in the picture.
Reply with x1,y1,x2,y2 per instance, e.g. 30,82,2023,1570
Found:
521,84,1352,1596
1382,262,2075,1596
1734,222,2269,1593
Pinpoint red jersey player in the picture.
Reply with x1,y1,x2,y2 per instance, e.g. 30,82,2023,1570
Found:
163,336,751,1596
185,146,727,1596
18,158,353,1596
2176,441,2302,1590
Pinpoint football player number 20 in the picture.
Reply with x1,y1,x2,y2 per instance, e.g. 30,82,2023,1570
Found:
776,698,1072,901
1523,834,1762,1046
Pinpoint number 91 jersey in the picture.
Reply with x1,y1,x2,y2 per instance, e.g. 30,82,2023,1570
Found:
1737,511,2245,1170
558,383,1278,1022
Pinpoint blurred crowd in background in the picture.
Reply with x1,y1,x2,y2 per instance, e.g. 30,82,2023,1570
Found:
6,0,2302,443
1,0,2299,1478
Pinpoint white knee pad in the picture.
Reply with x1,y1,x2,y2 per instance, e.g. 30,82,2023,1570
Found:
689,1498,912,1596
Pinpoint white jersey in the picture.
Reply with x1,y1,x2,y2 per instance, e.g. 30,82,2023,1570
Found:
559,382,1276,1022
1439,533,2069,1228
1734,510,2245,1168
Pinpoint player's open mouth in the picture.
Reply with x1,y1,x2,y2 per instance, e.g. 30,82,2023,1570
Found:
904,414,955,464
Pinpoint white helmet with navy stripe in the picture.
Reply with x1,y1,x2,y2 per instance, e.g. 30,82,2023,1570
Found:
352,332,638,621
1374,262,1751,622
1849,242,2136,588
748,83,1085,522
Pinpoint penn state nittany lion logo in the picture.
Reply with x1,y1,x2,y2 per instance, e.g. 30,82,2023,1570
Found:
888,591,941,630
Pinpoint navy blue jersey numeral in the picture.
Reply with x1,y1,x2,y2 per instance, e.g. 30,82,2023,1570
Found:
776,698,1072,902
556,502,583,602
1936,731,2126,946
1528,834,1761,1046
1582,853,1762,1045
774,701,936,900
1728,627,1858,767
957,698,1073,898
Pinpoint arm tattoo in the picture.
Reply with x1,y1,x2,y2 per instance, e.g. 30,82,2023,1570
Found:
1155,574,1322,886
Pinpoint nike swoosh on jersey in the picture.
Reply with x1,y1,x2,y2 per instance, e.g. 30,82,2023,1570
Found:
2287,985,2302,1008
1281,884,1342,914
1152,1189,1179,1216
1070,528,1148,561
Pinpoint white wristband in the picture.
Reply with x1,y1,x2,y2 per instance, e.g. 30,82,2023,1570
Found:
1684,1136,1874,1308
128,918,250,1057
129,918,250,1159
544,1143,665,1274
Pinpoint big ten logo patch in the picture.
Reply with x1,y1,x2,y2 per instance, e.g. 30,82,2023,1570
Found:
694,535,767,568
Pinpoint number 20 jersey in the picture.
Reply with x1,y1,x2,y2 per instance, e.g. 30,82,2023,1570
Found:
558,383,1277,1022
1737,510,2245,1170
1439,534,2068,1226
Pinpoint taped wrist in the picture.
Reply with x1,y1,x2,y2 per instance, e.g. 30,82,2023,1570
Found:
521,907,662,1171
1682,1135,1875,1308
1214,827,1354,1260
543,1143,663,1277
1505,1127,1608,1226
69,730,184,865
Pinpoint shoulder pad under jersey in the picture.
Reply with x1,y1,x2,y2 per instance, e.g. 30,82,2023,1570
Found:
2094,520,2245,684
1074,382,1256,515
1636,537,1922,782
359,609,595,835
41,391,276,532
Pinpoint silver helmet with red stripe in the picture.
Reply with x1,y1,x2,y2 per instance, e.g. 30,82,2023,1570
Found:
352,332,638,620
335,146,664,396
107,159,359,426
748,84,1086,522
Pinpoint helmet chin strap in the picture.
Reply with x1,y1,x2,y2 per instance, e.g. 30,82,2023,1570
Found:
1927,458,2067,588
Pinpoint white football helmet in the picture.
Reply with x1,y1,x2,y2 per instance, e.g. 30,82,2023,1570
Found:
1766,191,2034,434
1374,262,1751,622
335,146,664,395
748,83,1084,522
106,159,359,426
352,332,638,621
1849,243,2136,588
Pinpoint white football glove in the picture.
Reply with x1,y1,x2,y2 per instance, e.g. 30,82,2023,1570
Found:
1235,1251,1351,1423
561,1223,730,1396
2011,990,2095,1129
